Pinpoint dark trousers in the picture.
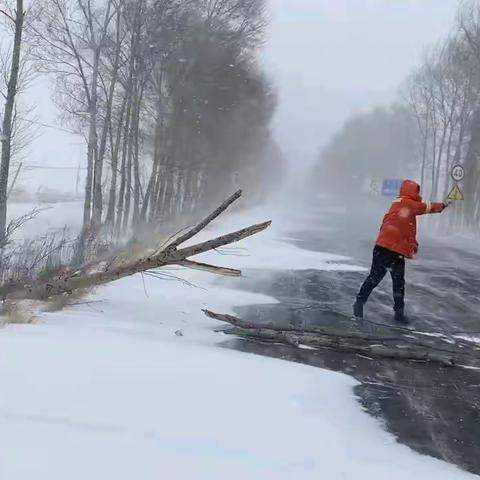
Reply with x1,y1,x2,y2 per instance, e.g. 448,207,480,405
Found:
357,245,405,312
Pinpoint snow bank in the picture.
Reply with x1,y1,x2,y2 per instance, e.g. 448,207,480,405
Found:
0,206,474,479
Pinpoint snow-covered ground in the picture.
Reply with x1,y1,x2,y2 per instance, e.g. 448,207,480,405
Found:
6,201,83,240
0,205,476,479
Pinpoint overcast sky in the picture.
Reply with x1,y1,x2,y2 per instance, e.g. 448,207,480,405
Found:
264,0,460,167
7,0,462,190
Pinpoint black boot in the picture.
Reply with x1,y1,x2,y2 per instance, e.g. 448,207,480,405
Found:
394,310,409,325
353,300,364,319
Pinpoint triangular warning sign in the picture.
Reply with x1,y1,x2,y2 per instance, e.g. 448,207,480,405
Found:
447,184,464,201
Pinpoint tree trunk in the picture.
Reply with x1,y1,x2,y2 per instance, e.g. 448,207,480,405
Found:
151,166,167,224
83,48,100,228
122,106,134,232
104,9,125,227
0,0,24,243
93,60,120,225
106,93,128,227
132,83,144,227
430,110,438,199
141,112,162,223
90,47,105,226
434,122,448,198
115,94,133,235
141,160,157,224
463,107,480,229
203,310,480,368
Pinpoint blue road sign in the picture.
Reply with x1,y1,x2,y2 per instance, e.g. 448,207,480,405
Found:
382,179,403,197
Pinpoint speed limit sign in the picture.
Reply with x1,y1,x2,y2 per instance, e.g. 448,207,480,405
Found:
451,165,465,182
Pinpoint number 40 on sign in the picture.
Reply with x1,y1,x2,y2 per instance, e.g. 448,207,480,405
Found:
451,165,465,182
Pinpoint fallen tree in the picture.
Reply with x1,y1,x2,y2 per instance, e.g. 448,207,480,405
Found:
6,191,476,369
203,310,480,368
0,190,270,301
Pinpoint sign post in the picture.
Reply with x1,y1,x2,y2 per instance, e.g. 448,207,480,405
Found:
447,165,465,203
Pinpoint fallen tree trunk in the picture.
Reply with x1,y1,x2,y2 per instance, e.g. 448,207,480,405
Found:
203,310,480,368
0,191,270,301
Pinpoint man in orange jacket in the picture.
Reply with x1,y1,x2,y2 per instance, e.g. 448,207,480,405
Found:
353,179,448,324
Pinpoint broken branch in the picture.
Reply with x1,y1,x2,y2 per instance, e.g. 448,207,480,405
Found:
172,221,271,260
177,260,241,277
165,189,242,251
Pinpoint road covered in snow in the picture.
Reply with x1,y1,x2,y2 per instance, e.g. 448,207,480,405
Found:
0,197,477,479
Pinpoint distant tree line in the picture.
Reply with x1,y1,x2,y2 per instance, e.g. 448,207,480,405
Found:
0,0,281,244
316,0,480,232
317,105,418,194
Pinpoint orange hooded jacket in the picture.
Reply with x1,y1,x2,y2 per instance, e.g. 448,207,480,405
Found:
376,180,445,258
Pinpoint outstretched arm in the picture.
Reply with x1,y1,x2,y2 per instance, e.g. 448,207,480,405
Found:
411,201,447,216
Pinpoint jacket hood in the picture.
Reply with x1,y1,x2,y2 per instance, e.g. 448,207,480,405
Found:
399,179,421,201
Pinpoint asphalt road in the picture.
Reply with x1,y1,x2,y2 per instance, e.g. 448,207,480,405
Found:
222,193,480,475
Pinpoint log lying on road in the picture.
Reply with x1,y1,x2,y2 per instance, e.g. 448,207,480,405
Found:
0,191,270,301
203,310,480,368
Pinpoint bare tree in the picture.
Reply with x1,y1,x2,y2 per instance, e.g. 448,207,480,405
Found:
28,0,277,239
402,66,435,190
0,0,25,243
456,0,480,228
402,34,478,207
29,0,120,228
